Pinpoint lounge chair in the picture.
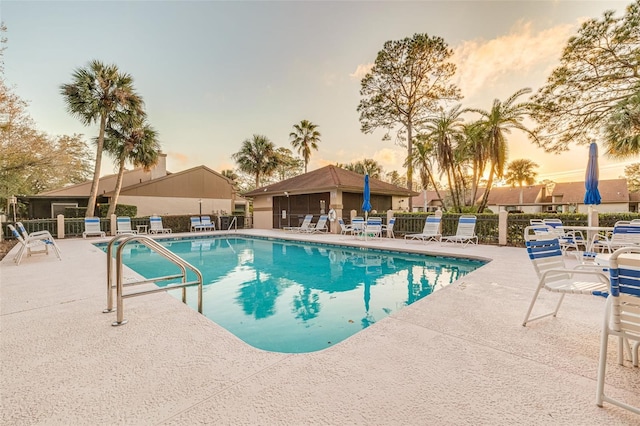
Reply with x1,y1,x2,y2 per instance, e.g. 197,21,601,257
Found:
382,217,395,238
83,217,106,239
596,246,640,415
522,227,609,326
15,222,57,242
284,214,313,232
304,214,329,233
149,216,172,234
200,216,216,231
441,215,478,246
116,216,138,235
191,216,211,232
405,216,441,243
8,224,62,265
338,218,353,235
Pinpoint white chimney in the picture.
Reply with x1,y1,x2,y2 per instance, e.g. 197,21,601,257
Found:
151,152,168,180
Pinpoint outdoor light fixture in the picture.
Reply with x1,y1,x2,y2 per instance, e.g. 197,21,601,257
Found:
198,199,203,215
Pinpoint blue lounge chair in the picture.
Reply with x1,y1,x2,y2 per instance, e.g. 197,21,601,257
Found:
83,217,105,239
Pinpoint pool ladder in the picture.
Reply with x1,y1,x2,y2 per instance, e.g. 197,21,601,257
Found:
104,234,203,326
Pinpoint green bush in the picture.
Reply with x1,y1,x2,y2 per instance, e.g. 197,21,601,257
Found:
98,204,137,218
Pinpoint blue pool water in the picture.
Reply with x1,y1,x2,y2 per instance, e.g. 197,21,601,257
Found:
102,236,485,353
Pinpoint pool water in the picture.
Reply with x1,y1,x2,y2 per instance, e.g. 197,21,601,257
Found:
106,236,485,353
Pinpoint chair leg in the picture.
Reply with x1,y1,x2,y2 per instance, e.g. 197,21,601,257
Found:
596,323,609,407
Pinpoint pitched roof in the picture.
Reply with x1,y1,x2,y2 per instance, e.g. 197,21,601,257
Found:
484,185,544,205
39,167,158,197
243,165,418,197
551,178,628,203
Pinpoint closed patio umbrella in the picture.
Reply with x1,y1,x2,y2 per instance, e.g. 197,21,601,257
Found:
362,174,372,220
584,142,601,206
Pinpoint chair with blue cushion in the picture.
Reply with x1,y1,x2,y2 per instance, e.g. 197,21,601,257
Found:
542,218,586,254
149,216,172,234
596,246,640,415
116,216,138,235
522,226,609,326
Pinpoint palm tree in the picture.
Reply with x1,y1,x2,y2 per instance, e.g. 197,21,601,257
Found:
422,105,466,212
407,136,446,210
468,88,535,212
289,120,321,173
232,134,279,188
103,117,160,218
603,92,640,159
60,60,144,217
504,159,539,206
338,159,383,178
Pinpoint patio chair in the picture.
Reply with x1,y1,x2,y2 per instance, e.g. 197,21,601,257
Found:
405,216,441,243
596,246,640,415
441,215,478,246
382,217,395,238
15,222,57,242
359,217,382,239
349,217,366,238
83,217,105,239
338,218,353,235
542,218,586,254
190,216,210,232
591,222,640,253
200,216,216,231
522,228,609,326
116,216,138,235
306,215,329,233
8,224,62,265
149,216,172,234
283,214,313,232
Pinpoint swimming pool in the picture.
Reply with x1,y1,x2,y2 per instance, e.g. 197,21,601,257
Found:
103,236,485,353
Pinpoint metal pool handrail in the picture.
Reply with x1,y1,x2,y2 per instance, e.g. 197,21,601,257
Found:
228,216,237,231
104,234,203,326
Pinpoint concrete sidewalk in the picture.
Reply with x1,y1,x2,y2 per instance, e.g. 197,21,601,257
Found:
1,230,638,425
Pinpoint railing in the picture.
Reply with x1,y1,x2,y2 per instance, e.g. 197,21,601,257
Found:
227,215,237,231
104,234,203,326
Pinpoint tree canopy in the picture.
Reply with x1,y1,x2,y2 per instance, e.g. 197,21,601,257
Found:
289,120,320,173
60,60,145,216
358,33,461,207
531,1,640,153
0,79,92,212
232,134,279,188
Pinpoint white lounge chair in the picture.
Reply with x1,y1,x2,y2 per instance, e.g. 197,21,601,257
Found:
8,224,62,265
305,215,329,233
382,217,396,238
284,214,313,232
405,216,441,243
441,215,478,246
83,217,105,239
149,216,172,234
190,216,211,232
596,246,640,415
15,222,57,242
116,216,138,235
200,216,215,231
338,218,353,235
522,228,609,326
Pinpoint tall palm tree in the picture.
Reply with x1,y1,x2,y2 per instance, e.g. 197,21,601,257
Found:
468,88,535,212
504,159,539,206
422,105,466,212
60,60,144,217
289,120,321,173
407,137,446,210
103,117,160,217
232,134,279,188
459,121,489,207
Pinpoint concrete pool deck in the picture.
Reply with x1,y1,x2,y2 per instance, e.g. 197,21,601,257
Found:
1,230,638,425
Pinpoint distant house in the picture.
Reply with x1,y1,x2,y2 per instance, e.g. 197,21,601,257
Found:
243,165,418,232
410,178,634,213
411,190,446,212
24,154,246,218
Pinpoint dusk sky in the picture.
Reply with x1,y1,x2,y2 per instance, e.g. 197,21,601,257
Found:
2,0,635,184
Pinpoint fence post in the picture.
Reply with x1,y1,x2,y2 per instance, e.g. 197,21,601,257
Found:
57,214,65,239
498,210,508,246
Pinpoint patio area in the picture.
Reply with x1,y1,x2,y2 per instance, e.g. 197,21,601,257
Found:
1,230,638,425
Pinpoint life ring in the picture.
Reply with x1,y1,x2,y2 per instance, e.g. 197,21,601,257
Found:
327,209,337,222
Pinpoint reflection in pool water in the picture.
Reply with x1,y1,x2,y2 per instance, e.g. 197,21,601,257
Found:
106,237,485,353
